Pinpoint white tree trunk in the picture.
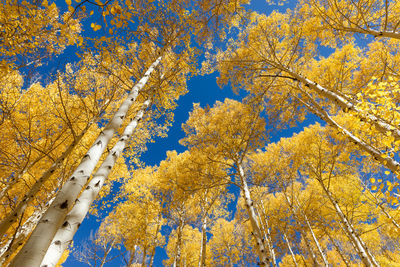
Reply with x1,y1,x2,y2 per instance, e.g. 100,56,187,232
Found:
292,197,329,267
0,120,95,238
324,228,351,267
237,163,270,266
173,218,185,267
284,67,400,141
258,200,277,267
319,181,380,267
0,196,55,266
283,194,318,266
302,213,329,267
296,94,400,175
283,232,298,267
127,245,138,267
340,26,400,40
9,57,161,267
198,216,207,267
40,100,151,267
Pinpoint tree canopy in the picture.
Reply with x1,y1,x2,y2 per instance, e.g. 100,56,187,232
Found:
1,0,399,266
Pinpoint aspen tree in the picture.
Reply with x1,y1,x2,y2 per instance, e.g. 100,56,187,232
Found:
9,56,161,267
216,9,400,176
181,99,270,265
301,0,400,40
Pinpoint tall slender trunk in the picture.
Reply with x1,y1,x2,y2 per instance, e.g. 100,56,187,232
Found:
360,180,400,229
318,180,380,267
283,231,298,267
302,230,318,267
127,245,137,267
0,120,95,238
198,216,207,267
283,193,318,266
40,100,151,267
340,27,400,40
258,200,277,267
149,214,162,267
149,247,156,267
0,196,55,266
303,214,328,267
323,228,351,267
237,163,270,266
141,247,147,267
293,197,329,267
295,94,400,175
283,67,400,141
173,218,185,267
9,57,161,267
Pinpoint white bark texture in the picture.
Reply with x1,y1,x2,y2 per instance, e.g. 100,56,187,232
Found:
258,200,277,267
173,219,185,267
9,57,161,267
284,67,400,141
283,194,319,266
343,27,400,40
40,100,151,267
198,216,207,267
319,182,380,267
237,164,270,266
0,121,94,238
296,94,400,175
302,213,329,267
283,232,298,267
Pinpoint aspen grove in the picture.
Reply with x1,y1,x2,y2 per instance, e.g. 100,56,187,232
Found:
1,0,400,266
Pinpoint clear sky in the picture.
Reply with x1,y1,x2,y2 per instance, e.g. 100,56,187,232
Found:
63,1,315,266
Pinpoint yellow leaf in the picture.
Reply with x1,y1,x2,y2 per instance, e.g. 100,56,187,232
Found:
66,0,72,5
385,171,390,175
370,178,376,183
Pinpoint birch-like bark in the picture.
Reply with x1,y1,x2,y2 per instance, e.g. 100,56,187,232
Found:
237,163,270,266
173,218,185,267
296,94,400,175
283,67,400,141
149,246,156,267
302,231,318,267
283,232,298,267
318,181,380,267
149,216,162,267
141,247,147,267
0,196,55,266
127,245,137,267
303,213,329,267
40,100,151,267
338,26,400,40
9,57,161,267
258,200,277,267
198,216,207,267
0,121,94,238
293,197,329,267
323,228,351,267
360,180,400,229
283,194,318,266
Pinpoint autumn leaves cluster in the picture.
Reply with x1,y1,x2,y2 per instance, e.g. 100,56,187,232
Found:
0,0,400,266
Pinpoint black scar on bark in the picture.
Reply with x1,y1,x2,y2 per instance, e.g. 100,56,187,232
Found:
60,200,68,209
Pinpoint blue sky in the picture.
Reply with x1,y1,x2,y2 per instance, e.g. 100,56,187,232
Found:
62,1,313,266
